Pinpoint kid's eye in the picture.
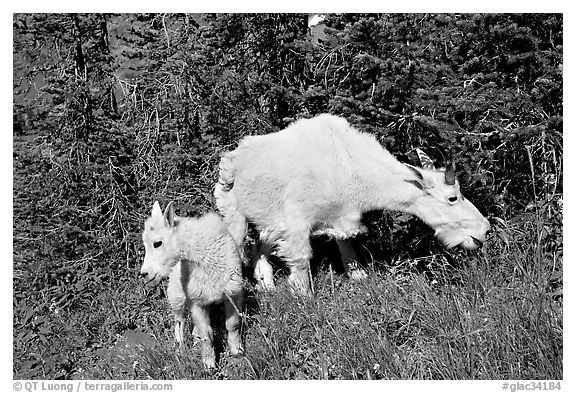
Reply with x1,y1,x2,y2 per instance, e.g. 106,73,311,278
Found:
153,241,163,249
448,196,458,204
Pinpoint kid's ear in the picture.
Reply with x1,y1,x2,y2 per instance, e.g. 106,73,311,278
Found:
164,201,175,227
152,201,162,218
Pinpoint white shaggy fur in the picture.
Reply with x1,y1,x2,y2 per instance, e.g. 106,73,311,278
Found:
140,201,244,368
214,114,490,294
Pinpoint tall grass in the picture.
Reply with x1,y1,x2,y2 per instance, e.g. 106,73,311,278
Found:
86,213,562,380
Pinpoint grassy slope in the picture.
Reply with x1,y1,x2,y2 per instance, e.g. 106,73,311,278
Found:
83,217,562,380
13,132,561,379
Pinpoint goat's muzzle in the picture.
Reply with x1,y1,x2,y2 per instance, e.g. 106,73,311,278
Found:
139,270,161,285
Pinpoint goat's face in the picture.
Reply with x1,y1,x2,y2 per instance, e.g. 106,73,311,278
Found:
406,156,490,250
140,201,177,284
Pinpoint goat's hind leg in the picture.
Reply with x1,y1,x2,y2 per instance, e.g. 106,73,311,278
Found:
190,303,216,369
224,292,244,356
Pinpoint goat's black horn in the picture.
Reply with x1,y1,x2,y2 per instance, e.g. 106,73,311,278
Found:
445,162,456,185
435,144,450,166
434,144,456,185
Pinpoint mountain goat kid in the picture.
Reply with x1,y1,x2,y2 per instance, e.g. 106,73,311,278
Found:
140,201,244,369
214,114,490,295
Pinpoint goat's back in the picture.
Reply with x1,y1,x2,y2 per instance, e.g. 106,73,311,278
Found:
223,115,391,225
173,212,243,302
175,213,237,264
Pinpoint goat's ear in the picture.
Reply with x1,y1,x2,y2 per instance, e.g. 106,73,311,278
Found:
416,148,435,170
152,201,162,218
405,164,426,190
164,201,175,227
406,164,424,181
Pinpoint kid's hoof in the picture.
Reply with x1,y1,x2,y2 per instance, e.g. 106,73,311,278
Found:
255,280,276,292
349,268,368,280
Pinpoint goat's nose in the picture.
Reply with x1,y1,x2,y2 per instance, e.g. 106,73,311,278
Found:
139,271,148,278
471,236,483,247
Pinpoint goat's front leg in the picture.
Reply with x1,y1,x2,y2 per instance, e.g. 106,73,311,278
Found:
173,307,186,345
224,292,244,356
190,302,215,369
167,276,188,345
336,239,367,280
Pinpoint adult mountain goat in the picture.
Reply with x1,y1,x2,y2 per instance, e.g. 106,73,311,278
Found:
214,114,490,294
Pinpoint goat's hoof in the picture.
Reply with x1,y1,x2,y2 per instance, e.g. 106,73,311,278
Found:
190,334,201,349
349,269,368,280
173,337,186,350
229,346,245,357
288,285,314,299
255,281,276,292
202,358,216,370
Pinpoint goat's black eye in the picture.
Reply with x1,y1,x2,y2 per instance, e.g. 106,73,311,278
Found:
448,196,458,204
153,241,163,249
